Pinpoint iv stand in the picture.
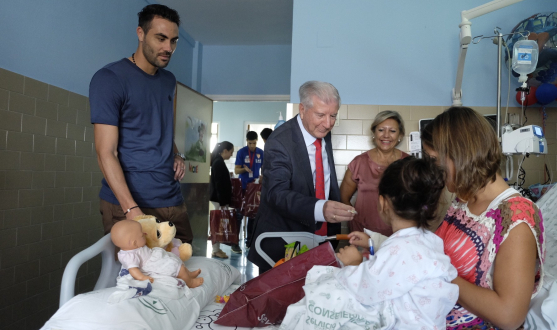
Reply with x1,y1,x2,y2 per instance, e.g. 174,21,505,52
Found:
452,0,523,108
472,29,529,140
497,29,503,141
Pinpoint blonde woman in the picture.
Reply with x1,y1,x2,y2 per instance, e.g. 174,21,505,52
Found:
340,111,409,236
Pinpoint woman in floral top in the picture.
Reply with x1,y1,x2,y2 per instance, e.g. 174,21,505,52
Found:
421,107,545,330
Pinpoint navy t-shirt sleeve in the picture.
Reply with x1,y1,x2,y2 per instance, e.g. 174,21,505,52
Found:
90,68,124,126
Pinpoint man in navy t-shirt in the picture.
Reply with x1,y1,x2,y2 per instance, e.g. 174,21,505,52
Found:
233,131,264,252
89,4,193,244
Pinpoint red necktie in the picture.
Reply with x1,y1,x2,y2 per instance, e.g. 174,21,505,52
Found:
313,139,327,236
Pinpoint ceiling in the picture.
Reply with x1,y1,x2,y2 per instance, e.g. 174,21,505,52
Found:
158,0,293,45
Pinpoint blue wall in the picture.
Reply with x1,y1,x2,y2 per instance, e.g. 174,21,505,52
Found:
201,45,292,96
0,0,197,96
290,0,555,106
5,0,551,104
212,101,287,147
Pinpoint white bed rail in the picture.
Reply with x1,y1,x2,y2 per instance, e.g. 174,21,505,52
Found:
59,233,121,307
254,231,326,267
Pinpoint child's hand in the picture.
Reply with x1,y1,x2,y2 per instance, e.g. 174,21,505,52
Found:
336,245,363,266
347,231,370,248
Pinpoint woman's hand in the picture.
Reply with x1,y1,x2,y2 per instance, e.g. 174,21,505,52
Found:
336,245,363,266
347,231,370,248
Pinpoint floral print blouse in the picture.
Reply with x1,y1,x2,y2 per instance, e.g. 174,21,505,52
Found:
435,188,545,330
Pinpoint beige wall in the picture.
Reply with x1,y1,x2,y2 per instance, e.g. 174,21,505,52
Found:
0,68,103,329
293,103,556,189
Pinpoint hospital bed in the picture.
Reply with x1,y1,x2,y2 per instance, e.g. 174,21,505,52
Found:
42,231,328,330
42,188,557,329
525,185,557,329
42,233,252,330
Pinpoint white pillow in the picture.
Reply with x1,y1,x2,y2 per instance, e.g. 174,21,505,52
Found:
41,257,240,330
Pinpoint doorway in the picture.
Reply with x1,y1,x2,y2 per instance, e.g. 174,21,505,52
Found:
245,122,275,150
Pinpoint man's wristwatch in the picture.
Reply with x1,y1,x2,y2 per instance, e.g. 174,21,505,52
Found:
175,152,186,161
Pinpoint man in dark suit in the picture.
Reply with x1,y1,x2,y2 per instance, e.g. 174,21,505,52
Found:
247,81,355,273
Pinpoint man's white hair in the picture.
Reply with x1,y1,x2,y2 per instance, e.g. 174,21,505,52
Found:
299,81,341,110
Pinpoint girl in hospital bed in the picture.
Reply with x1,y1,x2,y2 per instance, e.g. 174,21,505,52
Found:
111,220,203,288
278,156,458,330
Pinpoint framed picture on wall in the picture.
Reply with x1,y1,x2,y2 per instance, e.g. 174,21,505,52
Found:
174,82,214,183
184,116,208,163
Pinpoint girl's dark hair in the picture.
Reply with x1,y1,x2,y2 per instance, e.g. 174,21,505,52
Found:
210,141,233,165
378,156,445,229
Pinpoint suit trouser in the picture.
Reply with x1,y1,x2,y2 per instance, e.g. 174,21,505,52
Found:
100,199,193,244
237,211,255,246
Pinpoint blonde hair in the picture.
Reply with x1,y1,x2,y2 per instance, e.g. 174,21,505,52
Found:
371,110,405,147
421,107,501,201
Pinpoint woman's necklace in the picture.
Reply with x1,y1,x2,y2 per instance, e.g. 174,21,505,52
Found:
374,148,397,169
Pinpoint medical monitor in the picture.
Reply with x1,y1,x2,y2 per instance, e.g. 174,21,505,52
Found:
419,114,497,134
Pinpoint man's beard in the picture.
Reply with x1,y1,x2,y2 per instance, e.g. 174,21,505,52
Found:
142,42,172,69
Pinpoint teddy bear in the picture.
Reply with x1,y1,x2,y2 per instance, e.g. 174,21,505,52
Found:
133,214,192,262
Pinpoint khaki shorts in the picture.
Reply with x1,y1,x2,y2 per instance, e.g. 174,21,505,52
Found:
100,199,193,244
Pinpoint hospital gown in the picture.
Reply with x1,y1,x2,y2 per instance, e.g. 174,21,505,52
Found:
279,227,458,330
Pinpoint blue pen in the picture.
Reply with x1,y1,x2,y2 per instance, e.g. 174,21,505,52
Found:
368,238,374,256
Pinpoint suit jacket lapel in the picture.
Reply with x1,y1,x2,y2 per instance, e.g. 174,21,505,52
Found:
324,133,337,183
291,116,316,196
324,132,339,200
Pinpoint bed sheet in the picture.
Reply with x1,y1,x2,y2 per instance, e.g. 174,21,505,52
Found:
537,185,557,279
42,257,240,330
193,284,255,330
523,187,557,329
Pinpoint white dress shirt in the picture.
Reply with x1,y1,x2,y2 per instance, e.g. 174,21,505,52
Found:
296,115,330,222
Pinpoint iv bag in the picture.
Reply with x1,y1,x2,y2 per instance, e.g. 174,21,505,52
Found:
512,40,539,83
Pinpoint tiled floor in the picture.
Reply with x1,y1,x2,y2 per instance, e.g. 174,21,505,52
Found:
205,215,261,283
206,239,259,284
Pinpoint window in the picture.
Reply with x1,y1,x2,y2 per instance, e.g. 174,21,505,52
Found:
210,122,219,153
